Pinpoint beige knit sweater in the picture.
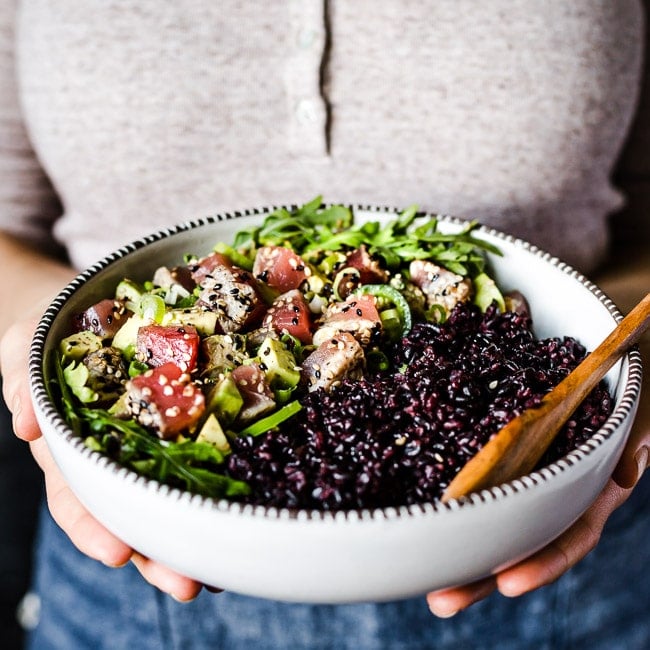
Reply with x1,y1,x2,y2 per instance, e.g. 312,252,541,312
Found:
0,0,644,272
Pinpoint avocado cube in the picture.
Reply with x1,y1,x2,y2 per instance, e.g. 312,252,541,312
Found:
59,331,103,362
195,413,231,454
162,308,218,336
201,334,248,379
258,337,300,389
206,375,244,427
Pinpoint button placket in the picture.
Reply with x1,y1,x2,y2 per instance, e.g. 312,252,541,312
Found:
285,0,329,157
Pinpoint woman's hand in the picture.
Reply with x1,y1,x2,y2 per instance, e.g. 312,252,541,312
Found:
426,460,645,617
1,314,205,602
428,252,650,618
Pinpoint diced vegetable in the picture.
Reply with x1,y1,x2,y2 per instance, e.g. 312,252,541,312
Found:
204,375,244,427
195,413,232,453
59,330,103,362
257,337,300,394
473,272,506,312
161,308,218,336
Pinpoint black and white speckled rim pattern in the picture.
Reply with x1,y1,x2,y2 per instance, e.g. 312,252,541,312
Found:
28,204,644,522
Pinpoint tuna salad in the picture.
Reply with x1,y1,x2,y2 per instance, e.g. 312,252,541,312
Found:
53,199,613,508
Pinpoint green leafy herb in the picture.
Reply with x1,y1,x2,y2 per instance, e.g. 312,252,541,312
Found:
234,198,501,281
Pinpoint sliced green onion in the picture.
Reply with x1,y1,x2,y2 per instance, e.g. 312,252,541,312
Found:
128,359,149,377
115,278,144,307
237,400,303,437
138,293,166,323
379,308,402,341
273,385,297,405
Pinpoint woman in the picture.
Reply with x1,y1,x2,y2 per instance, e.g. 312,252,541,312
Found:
1,1,648,647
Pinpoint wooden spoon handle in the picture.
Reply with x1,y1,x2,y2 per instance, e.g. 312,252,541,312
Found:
441,292,650,503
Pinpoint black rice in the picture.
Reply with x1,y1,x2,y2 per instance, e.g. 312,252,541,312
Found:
226,303,613,510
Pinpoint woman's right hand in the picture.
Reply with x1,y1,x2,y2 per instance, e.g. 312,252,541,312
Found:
0,314,205,601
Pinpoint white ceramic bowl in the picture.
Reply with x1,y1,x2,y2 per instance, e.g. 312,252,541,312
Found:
29,205,643,603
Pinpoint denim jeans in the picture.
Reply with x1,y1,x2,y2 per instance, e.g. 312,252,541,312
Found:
27,472,650,650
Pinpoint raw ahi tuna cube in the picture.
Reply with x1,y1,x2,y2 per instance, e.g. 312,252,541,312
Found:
136,324,200,372
126,362,205,439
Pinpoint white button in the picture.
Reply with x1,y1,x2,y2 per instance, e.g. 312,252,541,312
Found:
17,592,41,631
297,28,317,49
295,98,318,125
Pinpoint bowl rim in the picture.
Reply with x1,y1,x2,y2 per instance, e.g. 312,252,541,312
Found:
29,203,644,522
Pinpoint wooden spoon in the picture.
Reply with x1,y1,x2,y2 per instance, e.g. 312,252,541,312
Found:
441,292,650,503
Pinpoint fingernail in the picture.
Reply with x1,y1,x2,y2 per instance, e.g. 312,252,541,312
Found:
634,446,649,482
428,601,459,618
11,395,20,416
11,394,22,430
170,593,197,603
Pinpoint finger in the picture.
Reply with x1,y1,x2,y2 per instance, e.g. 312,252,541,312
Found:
30,437,133,568
613,443,649,490
1,318,42,442
130,553,203,602
426,576,497,618
496,478,631,597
